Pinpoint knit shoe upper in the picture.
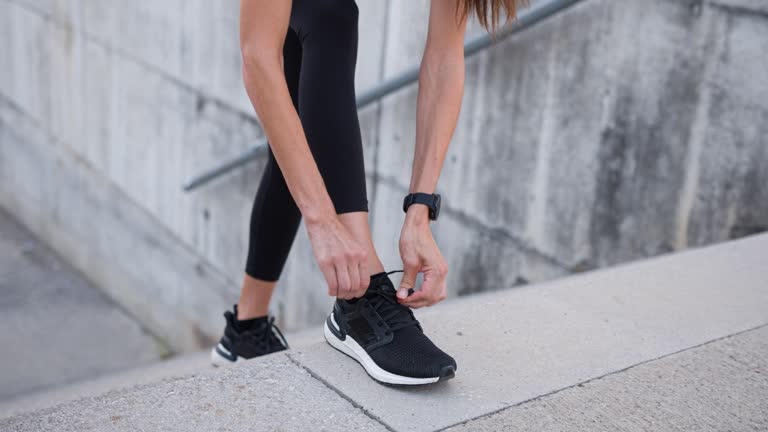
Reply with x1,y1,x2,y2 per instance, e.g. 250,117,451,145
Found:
215,305,288,362
331,272,457,380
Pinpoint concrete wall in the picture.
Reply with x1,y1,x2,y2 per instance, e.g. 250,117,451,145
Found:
0,0,766,352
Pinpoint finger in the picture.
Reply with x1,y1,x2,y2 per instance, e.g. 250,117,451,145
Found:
336,261,352,299
401,291,431,309
410,292,447,307
401,278,447,307
399,289,429,306
320,262,339,298
348,260,362,298
402,269,437,304
409,263,447,305
357,260,369,294
405,299,430,309
403,292,441,309
398,263,419,300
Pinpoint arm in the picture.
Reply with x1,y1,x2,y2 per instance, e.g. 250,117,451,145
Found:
408,0,466,199
240,0,333,223
240,0,368,298
397,0,467,308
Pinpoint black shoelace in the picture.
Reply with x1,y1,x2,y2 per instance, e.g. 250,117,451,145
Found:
365,270,420,340
244,317,289,351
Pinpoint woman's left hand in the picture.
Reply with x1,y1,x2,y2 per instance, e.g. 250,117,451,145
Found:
397,205,448,308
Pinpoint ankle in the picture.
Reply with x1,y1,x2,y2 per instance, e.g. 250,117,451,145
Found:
238,274,277,320
236,303,269,321
237,311,268,321
232,311,268,333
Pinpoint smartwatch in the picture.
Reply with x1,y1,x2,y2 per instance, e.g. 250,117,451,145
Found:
403,193,441,221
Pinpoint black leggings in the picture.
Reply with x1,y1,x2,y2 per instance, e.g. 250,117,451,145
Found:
245,0,367,281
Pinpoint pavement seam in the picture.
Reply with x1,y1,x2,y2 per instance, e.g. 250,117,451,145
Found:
435,322,768,432
285,352,399,432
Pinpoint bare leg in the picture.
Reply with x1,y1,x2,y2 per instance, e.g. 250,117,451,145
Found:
338,211,385,277
237,276,276,320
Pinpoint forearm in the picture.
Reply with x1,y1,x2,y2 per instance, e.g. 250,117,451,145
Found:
397,0,467,307
409,50,465,196
239,0,335,224
242,58,336,224
399,51,462,303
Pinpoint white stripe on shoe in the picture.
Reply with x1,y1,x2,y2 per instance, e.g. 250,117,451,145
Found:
211,343,237,368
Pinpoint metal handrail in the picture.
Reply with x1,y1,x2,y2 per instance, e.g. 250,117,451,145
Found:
183,0,582,192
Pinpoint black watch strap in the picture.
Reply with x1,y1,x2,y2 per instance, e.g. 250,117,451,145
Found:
403,193,441,221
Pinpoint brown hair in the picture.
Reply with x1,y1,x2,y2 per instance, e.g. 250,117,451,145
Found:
457,0,528,32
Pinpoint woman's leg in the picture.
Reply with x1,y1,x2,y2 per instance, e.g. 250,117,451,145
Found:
238,152,300,320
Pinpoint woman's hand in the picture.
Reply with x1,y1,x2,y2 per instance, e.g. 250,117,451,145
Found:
306,216,369,300
397,206,448,308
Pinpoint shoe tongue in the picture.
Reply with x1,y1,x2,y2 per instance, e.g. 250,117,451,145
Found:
364,278,418,332
366,278,396,300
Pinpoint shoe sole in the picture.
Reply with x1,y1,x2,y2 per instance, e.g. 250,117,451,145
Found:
323,313,454,385
210,343,237,368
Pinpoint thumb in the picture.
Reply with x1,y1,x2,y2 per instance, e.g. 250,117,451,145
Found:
398,264,418,299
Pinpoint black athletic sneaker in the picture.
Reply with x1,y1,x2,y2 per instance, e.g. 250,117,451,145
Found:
211,305,288,367
324,271,457,385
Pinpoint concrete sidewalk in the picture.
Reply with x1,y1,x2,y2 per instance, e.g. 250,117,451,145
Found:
0,325,326,419
3,234,767,431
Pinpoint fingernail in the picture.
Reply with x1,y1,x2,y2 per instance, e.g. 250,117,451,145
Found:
396,289,407,299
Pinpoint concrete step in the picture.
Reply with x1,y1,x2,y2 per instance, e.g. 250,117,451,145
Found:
0,325,325,419
2,234,767,432
0,204,330,419
0,351,210,419
444,325,768,431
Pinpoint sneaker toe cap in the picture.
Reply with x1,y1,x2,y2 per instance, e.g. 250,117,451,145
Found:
370,333,457,379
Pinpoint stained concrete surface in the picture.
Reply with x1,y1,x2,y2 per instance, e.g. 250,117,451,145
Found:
290,233,768,431
0,351,210,419
1,235,766,431
0,208,164,401
0,354,388,432
0,324,325,419
446,325,768,432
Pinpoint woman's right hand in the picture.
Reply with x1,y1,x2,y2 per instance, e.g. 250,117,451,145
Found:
306,216,369,300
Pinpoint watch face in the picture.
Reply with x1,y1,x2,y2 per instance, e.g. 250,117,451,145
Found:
433,194,441,220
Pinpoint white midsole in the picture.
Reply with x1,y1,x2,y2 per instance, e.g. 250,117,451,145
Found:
324,313,439,385
211,343,237,368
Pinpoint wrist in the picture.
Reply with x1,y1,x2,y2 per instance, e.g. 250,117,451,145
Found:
404,204,430,228
303,204,337,227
